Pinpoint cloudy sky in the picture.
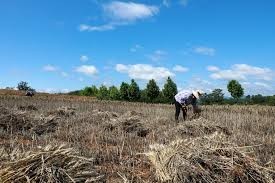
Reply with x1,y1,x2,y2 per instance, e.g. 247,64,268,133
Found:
0,0,274,95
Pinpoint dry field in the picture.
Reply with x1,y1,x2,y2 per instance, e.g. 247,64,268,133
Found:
0,94,275,182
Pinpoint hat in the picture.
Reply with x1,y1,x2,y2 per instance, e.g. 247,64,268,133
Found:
192,90,204,99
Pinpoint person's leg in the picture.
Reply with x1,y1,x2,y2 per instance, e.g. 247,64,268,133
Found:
182,106,187,121
175,101,181,121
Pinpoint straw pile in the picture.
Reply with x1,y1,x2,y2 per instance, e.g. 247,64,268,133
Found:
102,111,149,137
90,109,119,122
32,115,59,135
48,106,76,117
18,105,38,111
145,132,274,183
173,117,232,138
0,106,59,135
0,144,104,183
0,106,33,132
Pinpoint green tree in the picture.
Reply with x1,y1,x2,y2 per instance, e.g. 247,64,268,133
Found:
128,79,140,101
120,82,129,101
80,85,98,96
251,94,265,104
162,77,177,103
17,81,31,91
200,89,224,105
97,85,109,100
139,89,148,103
211,89,224,104
109,86,120,100
155,91,167,103
227,80,244,99
146,79,160,102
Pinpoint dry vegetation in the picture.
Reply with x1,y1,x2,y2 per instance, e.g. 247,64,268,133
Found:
0,93,275,182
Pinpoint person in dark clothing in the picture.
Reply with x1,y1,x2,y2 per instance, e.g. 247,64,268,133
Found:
174,90,203,121
25,90,35,97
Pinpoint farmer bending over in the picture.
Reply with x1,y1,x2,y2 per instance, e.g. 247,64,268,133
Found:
174,90,203,121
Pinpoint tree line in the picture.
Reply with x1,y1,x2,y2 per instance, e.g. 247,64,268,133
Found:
14,79,275,105
68,79,275,105
69,77,178,103
200,80,275,106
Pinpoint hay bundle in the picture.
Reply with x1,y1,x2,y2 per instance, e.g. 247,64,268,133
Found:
176,123,231,137
0,106,59,135
18,105,38,111
145,133,274,183
91,109,119,122
0,144,104,183
32,115,59,135
0,108,33,132
48,106,76,117
103,111,149,137
0,106,11,115
170,117,231,138
120,116,149,137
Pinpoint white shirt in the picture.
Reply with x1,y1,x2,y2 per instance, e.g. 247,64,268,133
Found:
174,90,193,104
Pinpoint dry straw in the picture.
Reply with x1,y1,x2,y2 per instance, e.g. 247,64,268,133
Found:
145,132,274,183
0,144,104,183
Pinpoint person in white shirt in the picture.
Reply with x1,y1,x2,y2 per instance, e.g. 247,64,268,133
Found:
174,90,203,121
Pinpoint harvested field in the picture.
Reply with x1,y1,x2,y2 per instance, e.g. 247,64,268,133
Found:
0,94,275,182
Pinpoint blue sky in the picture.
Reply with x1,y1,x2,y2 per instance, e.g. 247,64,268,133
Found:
0,0,274,95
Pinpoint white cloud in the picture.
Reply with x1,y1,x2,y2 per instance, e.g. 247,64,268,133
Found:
115,64,174,81
75,65,98,76
79,1,159,32
232,64,272,81
148,50,167,62
43,65,58,72
37,88,70,94
210,64,273,81
254,82,272,89
179,0,189,7
241,81,251,86
173,65,189,72
183,77,216,94
79,24,115,32
210,70,246,80
194,46,216,56
103,1,159,21
238,81,274,95
116,64,128,72
207,66,220,72
163,0,189,8
61,72,68,77
130,44,143,52
80,55,89,62
163,0,170,7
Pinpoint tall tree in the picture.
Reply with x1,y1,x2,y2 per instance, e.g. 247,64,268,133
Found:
81,85,98,96
146,79,160,102
200,89,224,104
97,85,109,100
211,89,224,104
120,82,129,101
162,77,177,102
227,80,244,99
109,86,120,100
17,81,30,91
128,79,140,101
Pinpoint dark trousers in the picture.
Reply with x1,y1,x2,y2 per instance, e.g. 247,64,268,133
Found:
175,101,187,121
